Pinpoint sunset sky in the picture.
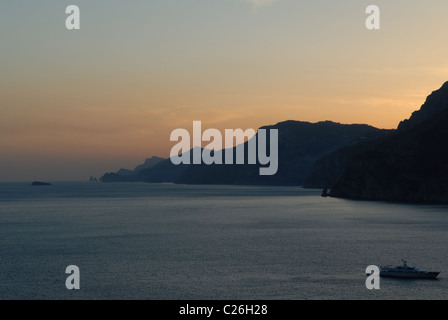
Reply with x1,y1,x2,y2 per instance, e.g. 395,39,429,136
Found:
1,0,448,181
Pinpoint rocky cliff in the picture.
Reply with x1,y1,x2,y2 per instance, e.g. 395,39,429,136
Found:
330,82,448,203
398,81,448,131
303,130,392,188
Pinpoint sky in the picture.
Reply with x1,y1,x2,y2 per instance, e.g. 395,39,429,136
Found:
1,0,448,181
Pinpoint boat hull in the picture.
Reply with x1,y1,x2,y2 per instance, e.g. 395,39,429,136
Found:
380,271,439,279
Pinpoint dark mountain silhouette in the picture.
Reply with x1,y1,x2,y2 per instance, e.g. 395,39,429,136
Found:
177,121,386,185
101,151,195,183
114,156,165,177
101,121,387,185
102,161,186,183
398,82,448,131
330,81,448,203
303,129,392,188
134,156,165,173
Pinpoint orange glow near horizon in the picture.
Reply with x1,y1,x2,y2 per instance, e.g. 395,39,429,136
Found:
1,78,441,158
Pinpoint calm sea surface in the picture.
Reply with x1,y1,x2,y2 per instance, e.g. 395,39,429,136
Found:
0,182,447,300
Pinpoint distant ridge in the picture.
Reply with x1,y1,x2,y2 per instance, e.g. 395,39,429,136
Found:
115,156,165,177
101,121,388,185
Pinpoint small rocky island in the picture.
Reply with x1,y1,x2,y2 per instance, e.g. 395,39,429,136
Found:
89,176,99,183
31,181,52,186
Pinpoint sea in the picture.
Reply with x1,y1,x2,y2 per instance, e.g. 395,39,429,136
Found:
0,182,447,300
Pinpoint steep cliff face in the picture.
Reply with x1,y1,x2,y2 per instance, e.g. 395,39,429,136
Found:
330,82,448,204
398,81,448,131
303,131,391,188
305,82,448,190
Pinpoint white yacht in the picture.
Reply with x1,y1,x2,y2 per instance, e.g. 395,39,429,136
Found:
380,260,439,279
